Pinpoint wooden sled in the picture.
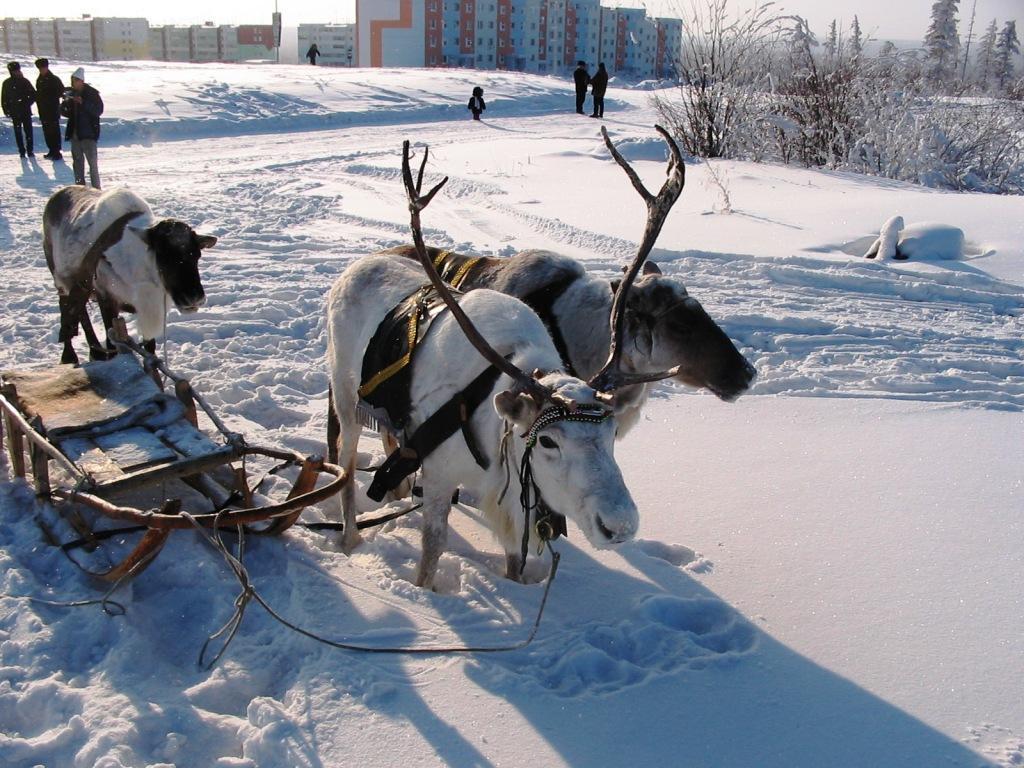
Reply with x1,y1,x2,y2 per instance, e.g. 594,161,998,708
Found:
0,334,348,582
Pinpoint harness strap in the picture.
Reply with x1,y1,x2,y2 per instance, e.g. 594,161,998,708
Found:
367,362,504,502
520,275,579,377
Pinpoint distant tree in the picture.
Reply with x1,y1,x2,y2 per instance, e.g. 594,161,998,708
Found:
850,16,864,60
994,20,1020,90
788,15,819,67
824,20,838,59
924,0,961,87
960,0,978,81
974,19,999,88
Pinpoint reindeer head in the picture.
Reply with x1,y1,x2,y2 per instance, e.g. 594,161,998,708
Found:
133,219,217,313
589,125,755,404
615,265,756,402
494,373,637,547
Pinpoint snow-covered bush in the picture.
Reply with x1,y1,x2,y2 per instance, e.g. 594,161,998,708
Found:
654,8,1024,195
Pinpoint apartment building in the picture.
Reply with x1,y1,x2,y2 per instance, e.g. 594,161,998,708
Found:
235,25,276,60
1,18,32,54
189,24,220,62
654,17,681,79
93,17,149,61
355,0,429,68
358,0,679,78
297,23,356,66
28,18,58,56
55,18,94,60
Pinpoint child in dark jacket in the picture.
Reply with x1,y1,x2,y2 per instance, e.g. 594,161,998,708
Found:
468,86,485,121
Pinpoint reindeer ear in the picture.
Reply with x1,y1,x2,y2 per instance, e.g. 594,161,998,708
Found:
610,278,621,294
643,261,662,275
196,234,217,250
494,389,541,427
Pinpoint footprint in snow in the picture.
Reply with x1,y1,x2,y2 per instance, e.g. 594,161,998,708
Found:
481,595,755,697
635,539,713,573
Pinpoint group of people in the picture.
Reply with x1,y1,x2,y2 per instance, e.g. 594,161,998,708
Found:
465,61,608,122
574,60,608,118
2,59,104,188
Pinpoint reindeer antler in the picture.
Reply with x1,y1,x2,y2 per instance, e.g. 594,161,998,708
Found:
588,125,687,395
401,141,556,406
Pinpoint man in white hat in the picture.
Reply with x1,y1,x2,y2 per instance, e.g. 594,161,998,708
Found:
60,67,103,188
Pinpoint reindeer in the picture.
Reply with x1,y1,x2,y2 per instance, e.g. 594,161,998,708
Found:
43,185,216,365
327,130,689,589
381,127,756,437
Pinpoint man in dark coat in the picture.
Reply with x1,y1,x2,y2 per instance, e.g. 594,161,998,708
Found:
590,62,608,118
2,61,36,157
34,58,64,160
61,67,103,188
306,44,321,65
573,60,590,114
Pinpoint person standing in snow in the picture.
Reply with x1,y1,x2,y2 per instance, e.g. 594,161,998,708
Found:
306,44,321,65
468,85,486,121
590,62,608,119
2,61,36,158
573,60,590,114
61,67,103,189
34,58,64,160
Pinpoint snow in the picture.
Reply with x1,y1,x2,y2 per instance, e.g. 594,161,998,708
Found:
2,61,1023,767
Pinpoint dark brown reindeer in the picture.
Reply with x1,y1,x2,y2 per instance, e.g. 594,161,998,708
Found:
382,126,756,436
326,132,698,588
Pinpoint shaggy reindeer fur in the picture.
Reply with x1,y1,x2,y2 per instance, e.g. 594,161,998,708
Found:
327,255,638,589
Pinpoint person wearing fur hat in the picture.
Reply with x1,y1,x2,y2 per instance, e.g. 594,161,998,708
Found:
61,67,103,188
34,59,64,160
573,60,590,114
2,61,36,157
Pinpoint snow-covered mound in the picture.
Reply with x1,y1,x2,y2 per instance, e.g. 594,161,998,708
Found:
1,63,1023,768
897,221,966,260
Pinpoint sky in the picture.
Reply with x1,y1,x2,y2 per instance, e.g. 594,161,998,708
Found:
19,1,1024,43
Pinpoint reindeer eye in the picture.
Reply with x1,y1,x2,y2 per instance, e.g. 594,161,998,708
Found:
539,435,558,450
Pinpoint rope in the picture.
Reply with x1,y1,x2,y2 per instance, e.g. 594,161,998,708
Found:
185,510,560,669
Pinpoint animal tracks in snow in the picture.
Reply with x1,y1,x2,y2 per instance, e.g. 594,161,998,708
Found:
478,594,755,698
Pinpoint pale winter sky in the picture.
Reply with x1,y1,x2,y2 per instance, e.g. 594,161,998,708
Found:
25,1,1024,43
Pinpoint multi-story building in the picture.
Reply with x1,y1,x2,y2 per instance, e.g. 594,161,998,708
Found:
358,0,677,77
654,17,681,79
297,23,356,66
1,18,32,55
190,24,220,62
55,17,95,60
29,18,59,57
355,0,428,68
158,26,192,62
217,26,239,62
235,25,276,61
92,17,149,61
147,26,165,60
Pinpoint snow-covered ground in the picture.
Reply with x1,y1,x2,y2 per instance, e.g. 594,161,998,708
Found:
1,62,1022,768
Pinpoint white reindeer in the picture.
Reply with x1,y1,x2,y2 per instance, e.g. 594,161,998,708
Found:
327,134,686,589
43,185,216,364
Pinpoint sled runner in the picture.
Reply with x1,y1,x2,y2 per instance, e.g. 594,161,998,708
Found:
0,329,348,582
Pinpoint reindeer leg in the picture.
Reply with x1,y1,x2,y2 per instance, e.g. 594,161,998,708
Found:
415,491,453,590
57,294,80,365
80,311,109,361
326,387,340,465
339,449,362,554
505,553,524,582
381,430,413,501
97,294,120,355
